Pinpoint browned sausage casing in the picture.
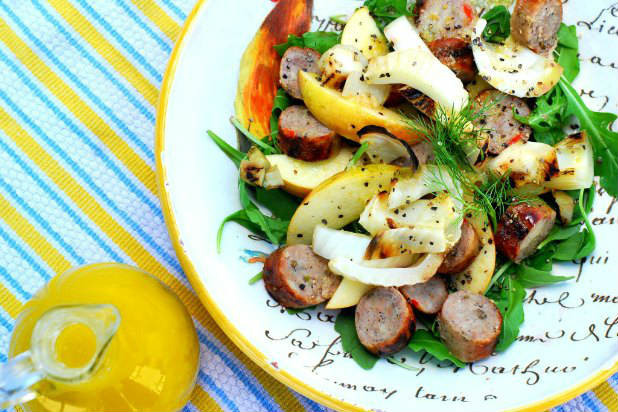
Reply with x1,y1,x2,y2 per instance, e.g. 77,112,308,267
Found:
355,287,415,356
495,202,557,263
475,90,532,156
278,105,337,161
279,46,321,99
428,38,476,83
438,290,502,362
511,0,563,55
415,0,477,43
438,219,481,274
400,276,448,315
263,244,341,308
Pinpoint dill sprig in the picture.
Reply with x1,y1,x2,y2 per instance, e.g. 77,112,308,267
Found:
403,100,525,229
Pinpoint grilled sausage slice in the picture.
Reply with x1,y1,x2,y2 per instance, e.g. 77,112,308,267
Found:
280,46,321,100
511,0,562,55
263,244,341,308
397,86,436,118
278,105,337,161
355,287,415,356
428,38,476,83
415,0,477,43
400,276,448,315
438,290,502,362
495,202,557,263
438,219,481,274
475,90,532,156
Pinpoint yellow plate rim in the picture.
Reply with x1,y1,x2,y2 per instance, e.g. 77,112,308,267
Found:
154,1,618,411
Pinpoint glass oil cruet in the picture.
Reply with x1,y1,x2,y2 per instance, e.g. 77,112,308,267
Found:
0,263,200,412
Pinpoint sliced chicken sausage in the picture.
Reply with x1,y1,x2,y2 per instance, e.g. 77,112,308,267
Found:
278,105,337,161
279,46,321,99
263,244,341,308
415,0,477,43
438,219,481,274
400,276,448,315
428,38,476,83
397,86,436,118
355,287,415,356
474,90,532,156
495,202,557,263
438,290,502,362
511,0,562,55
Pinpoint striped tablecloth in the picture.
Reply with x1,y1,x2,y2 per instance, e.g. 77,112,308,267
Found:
0,1,616,411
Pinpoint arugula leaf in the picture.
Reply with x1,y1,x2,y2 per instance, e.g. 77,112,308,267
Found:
269,88,292,149
555,24,579,82
239,181,288,245
535,224,581,250
515,264,572,288
342,219,370,235
526,244,555,271
207,130,244,167
408,330,466,368
513,87,568,146
568,186,595,227
346,142,369,170
274,32,341,56
231,117,277,155
482,6,510,43
492,276,525,352
286,305,316,315
334,310,379,370
256,187,299,221
558,77,618,197
363,0,413,30
217,209,261,252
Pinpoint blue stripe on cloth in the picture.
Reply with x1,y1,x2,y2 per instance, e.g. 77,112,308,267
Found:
113,0,172,53
0,79,184,274
0,225,51,282
0,266,31,301
0,49,162,220
160,0,187,20
0,137,125,263
0,2,156,160
73,0,163,82
0,175,84,265
31,0,156,123
198,370,240,412
196,329,278,412
0,312,13,332
0,352,7,363
302,396,326,412
581,392,602,412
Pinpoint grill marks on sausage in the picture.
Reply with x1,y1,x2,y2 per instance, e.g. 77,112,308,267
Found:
474,90,532,156
438,219,481,274
355,287,415,356
511,0,562,55
279,47,321,99
263,244,341,308
438,290,502,362
278,105,337,161
495,202,557,263
428,38,476,83
400,276,448,315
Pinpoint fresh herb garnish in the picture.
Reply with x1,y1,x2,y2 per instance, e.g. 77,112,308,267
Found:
207,130,244,167
363,0,414,30
269,88,292,149
481,6,510,43
274,32,341,56
248,271,263,285
408,330,466,368
237,180,289,245
347,142,369,170
490,276,526,352
334,310,379,370
231,117,278,155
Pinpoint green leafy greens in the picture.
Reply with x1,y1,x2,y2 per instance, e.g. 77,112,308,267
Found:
334,310,379,370
269,88,292,149
481,6,510,43
363,0,414,30
274,32,341,56
408,330,466,368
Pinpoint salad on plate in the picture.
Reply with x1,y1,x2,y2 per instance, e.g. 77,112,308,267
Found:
208,0,618,369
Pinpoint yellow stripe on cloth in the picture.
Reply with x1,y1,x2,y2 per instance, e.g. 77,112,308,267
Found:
47,0,159,107
0,18,158,198
0,283,22,318
593,381,618,411
0,192,72,275
0,108,306,412
191,384,225,412
130,0,181,41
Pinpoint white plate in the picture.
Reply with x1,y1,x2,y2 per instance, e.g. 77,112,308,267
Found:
155,1,618,411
